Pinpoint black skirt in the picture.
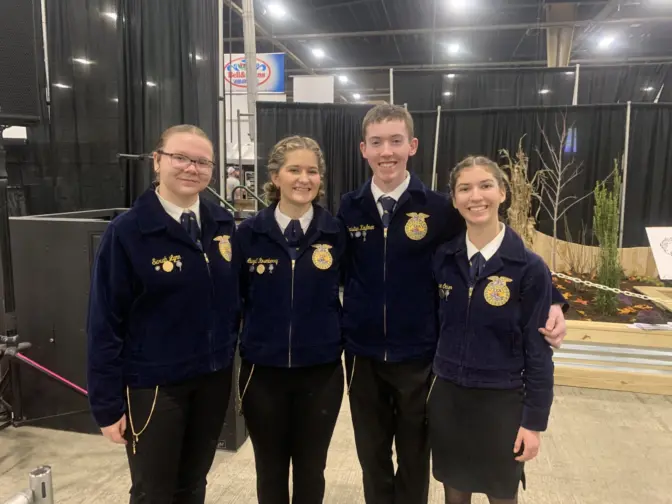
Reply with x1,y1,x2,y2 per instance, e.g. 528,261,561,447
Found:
427,377,525,499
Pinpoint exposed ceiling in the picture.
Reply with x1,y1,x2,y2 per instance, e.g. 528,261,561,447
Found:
224,0,672,100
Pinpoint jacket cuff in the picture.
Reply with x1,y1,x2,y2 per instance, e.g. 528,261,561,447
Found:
551,286,569,312
522,406,550,432
91,402,126,429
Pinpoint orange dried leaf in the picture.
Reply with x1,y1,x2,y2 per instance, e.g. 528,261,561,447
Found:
575,298,589,306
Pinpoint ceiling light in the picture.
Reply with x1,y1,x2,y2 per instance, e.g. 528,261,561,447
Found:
102,11,117,21
539,89,551,94
111,98,119,103
312,48,325,59
447,73,456,79
642,86,655,92
73,57,94,65
195,54,204,61
338,75,349,83
449,0,469,10
53,83,71,89
267,3,287,19
146,81,157,87
353,93,361,100
443,91,453,96
598,35,615,49
447,43,461,55
565,71,574,75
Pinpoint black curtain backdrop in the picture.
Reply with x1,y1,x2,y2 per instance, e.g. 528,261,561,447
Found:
578,64,672,104
409,111,438,188
118,0,220,204
622,104,672,247
4,0,50,216
394,72,443,111
6,0,121,214
395,64,672,112
442,68,576,110
436,105,627,241
256,102,371,213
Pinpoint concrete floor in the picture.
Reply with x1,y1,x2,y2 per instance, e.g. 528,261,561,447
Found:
1,386,671,504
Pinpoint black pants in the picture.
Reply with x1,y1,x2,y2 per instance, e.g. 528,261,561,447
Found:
123,366,232,504
240,359,344,504
346,354,432,504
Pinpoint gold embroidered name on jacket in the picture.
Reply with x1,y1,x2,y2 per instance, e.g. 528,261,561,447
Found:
152,254,183,272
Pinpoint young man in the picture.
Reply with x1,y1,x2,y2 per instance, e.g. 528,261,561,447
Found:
338,104,567,504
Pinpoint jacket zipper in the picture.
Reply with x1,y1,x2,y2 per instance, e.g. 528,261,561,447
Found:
383,228,388,361
289,259,296,368
204,251,215,369
460,282,475,382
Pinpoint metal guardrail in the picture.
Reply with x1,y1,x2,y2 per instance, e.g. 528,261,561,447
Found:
2,466,54,504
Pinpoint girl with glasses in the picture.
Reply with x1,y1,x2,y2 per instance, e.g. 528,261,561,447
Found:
87,124,237,504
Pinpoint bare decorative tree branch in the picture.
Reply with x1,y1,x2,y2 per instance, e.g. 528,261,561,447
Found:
533,111,606,271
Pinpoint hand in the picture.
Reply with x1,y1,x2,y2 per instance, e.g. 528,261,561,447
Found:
513,426,540,462
539,304,566,349
100,415,127,445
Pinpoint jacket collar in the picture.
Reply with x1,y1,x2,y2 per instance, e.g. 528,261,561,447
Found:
444,225,527,264
252,202,339,236
135,188,233,236
354,171,428,204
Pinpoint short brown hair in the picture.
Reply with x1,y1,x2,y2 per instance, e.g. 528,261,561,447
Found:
362,103,414,141
449,155,509,197
262,136,326,204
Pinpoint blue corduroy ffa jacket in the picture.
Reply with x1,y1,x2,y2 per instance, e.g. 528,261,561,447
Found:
432,226,554,431
86,189,239,428
234,203,347,368
338,173,465,362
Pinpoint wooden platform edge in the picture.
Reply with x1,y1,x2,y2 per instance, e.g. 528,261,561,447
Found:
555,363,672,395
566,320,672,349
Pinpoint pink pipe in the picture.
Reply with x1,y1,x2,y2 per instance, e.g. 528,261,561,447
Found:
15,352,89,396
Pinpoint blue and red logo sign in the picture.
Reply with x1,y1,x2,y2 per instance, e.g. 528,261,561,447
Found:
225,53,284,92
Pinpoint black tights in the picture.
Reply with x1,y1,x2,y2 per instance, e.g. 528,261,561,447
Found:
444,485,518,504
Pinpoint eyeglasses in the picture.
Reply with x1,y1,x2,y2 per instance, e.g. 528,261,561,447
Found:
157,150,215,171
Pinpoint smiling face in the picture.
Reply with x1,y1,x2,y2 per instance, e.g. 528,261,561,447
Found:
360,119,418,189
452,164,506,227
153,131,213,201
271,149,321,207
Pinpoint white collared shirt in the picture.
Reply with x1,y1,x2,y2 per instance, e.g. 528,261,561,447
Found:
155,189,201,228
274,204,314,234
370,171,410,218
466,223,506,261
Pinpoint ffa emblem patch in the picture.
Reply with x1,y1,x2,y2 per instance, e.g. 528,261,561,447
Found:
404,213,429,241
312,244,333,270
213,235,232,262
484,276,513,306
256,264,266,275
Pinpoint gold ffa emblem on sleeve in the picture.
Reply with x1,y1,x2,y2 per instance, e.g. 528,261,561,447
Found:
484,276,513,306
404,213,429,241
213,235,232,262
311,244,333,270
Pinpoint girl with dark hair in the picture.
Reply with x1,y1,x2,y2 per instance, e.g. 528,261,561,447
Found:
428,156,555,504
